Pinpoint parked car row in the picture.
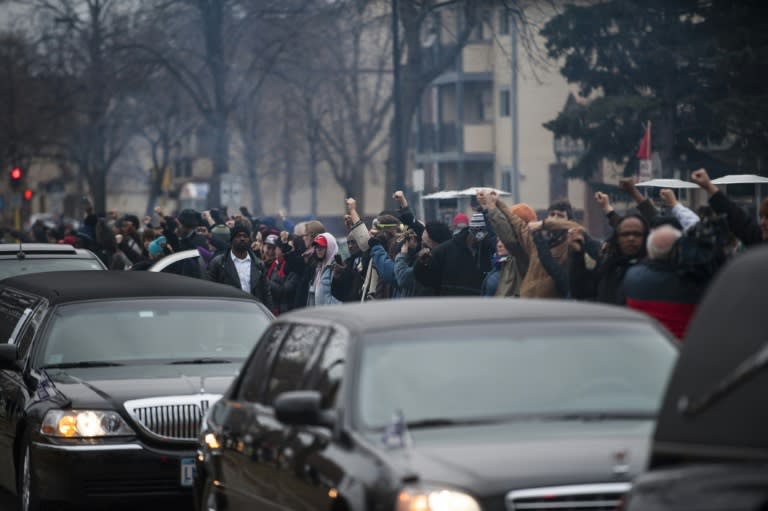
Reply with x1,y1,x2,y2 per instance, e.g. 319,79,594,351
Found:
0,244,764,511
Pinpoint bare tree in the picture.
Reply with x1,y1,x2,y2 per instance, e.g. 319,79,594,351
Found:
136,0,313,209
386,0,534,197
31,0,148,215
280,1,392,214
130,73,199,216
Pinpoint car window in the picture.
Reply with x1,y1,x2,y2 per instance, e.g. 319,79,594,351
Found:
0,259,104,279
310,330,348,409
0,288,39,344
36,299,270,366
237,324,289,403
357,321,677,429
264,324,328,405
17,303,48,360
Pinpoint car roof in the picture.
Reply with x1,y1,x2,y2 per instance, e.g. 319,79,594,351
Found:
651,245,768,464
0,270,254,304
277,297,655,335
0,243,93,258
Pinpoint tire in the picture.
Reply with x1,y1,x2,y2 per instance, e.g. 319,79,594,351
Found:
17,437,44,511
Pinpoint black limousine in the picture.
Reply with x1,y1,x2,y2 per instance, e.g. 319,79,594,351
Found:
196,298,678,511
0,271,272,511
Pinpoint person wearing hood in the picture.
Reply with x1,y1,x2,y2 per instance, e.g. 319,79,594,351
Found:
307,233,342,306
206,223,273,308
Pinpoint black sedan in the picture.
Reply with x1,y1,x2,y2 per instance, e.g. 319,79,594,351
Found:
196,298,678,511
0,271,272,511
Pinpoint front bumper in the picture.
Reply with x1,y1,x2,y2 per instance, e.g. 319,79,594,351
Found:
32,439,196,508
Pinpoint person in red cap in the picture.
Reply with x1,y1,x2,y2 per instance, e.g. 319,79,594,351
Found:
452,212,469,234
307,233,341,306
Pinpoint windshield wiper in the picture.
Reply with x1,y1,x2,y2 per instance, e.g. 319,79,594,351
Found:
404,412,652,429
168,358,233,365
405,415,533,429
42,361,125,369
679,342,768,416
543,411,654,421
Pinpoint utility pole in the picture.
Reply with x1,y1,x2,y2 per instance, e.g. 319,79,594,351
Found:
391,0,405,191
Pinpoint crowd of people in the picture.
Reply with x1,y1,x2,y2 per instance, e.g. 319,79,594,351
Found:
12,168,768,339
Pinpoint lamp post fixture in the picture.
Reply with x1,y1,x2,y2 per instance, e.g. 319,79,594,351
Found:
391,0,405,192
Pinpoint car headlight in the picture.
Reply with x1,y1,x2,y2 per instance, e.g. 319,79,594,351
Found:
396,485,481,511
41,410,135,438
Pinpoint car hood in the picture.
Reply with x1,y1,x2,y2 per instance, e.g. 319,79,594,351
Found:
45,363,238,408
371,420,653,496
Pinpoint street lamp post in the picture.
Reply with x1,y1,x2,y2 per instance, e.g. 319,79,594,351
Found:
391,0,405,192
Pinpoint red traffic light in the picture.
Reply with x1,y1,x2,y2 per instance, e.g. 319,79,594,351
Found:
10,167,22,181
23,189,33,201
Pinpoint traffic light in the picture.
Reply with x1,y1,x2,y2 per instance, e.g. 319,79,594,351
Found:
23,189,33,201
9,166,23,189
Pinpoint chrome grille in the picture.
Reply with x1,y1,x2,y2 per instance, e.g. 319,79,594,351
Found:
124,394,221,442
506,483,631,511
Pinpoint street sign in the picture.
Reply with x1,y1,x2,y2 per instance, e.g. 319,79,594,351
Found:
219,173,242,210
412,168,425,193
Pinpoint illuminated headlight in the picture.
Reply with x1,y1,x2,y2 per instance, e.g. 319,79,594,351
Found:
40,410,135,438
396,485,481,511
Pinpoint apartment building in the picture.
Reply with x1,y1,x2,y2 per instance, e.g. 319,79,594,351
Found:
414,4,591,223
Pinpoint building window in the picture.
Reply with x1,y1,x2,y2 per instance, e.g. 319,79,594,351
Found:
499,90,511,117
501,169,512,193
499,9,510,35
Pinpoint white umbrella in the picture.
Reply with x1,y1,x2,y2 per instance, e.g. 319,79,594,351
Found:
635,178,699,189
710,174,768,221
456,187,512,197
711,174,768,185
421,190,462,200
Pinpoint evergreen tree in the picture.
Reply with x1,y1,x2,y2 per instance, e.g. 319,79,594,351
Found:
541,0,768,181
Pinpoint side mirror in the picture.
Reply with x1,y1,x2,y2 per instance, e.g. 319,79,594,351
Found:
0,344,19,371
274,390,335,428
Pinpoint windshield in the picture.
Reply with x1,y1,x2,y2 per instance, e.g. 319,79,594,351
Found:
357,322,677,429
0,259,104,279
38,299,270,367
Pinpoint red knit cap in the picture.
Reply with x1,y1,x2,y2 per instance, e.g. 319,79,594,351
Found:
452,213,469,228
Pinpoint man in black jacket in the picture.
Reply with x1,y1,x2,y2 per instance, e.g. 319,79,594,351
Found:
412,213,494,296
207,223,274,309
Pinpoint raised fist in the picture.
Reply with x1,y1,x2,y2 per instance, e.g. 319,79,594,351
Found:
345,197,357,212
690,168,710,188
594,192,611,210
567,227,585,252
476,189,488,208
618,177,637,193
659,188,677,207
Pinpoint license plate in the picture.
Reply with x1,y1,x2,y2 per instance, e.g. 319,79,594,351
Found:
181,458,196,487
